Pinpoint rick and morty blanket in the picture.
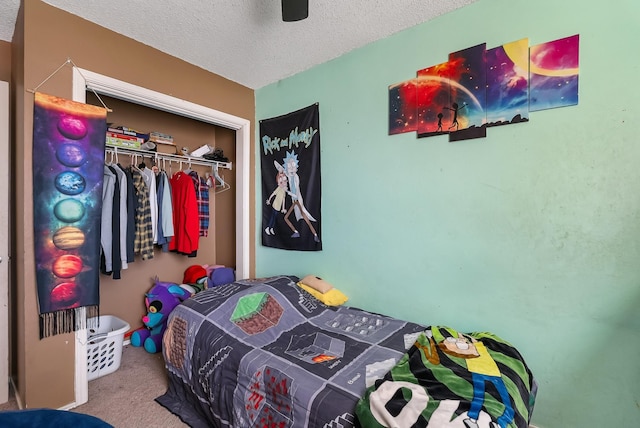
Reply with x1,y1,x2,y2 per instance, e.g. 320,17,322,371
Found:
355,327,537,428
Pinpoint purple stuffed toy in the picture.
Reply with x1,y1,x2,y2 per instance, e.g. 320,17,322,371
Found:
130,280,191,353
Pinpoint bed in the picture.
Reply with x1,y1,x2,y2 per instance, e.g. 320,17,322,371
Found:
156,275,536,428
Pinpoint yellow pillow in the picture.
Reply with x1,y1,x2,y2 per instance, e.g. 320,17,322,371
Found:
297,282,348,306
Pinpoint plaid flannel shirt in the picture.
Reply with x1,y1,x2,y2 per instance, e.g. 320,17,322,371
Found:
189,171,210,237
132,169,154,260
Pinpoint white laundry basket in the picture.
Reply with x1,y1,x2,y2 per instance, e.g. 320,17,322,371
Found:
86,315,130,381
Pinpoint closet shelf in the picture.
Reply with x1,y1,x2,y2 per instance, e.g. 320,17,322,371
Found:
105,144,232,170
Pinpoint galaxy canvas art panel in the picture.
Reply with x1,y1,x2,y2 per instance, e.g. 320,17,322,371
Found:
416,62,451,137
446,43,487,142
486,38,530,126
32,92,107,338
529,34,579,112
389,79,418,135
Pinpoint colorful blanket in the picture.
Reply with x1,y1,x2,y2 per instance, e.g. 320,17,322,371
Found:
355,327,537,428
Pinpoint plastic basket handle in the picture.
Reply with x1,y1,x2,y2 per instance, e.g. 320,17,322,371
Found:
88,332,109,343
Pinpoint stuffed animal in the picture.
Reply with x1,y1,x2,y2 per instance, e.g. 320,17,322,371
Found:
181,264,209,294
130,280,191,353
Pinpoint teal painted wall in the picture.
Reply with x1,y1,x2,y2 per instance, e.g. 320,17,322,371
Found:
255,0,640,426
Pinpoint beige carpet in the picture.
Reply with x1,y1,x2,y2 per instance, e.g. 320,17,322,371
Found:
1,345,188,427
73,344,187,427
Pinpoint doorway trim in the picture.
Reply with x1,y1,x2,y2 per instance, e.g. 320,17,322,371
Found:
70,68,251,407
0,81,9,405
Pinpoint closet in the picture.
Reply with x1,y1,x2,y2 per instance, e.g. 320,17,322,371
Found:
85,93,237,326
70,67,251,408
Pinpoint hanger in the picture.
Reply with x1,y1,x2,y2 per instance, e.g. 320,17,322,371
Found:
151,153,160,173
213,164,225,187
183,159,193,175
130,154,143,172
212,164,231,194
215,181,231,194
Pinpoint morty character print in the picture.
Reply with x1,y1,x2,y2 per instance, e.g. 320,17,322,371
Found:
260,103,322,251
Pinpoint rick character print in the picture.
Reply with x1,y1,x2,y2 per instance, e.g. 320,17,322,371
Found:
265,169,288,236
279,150,320,243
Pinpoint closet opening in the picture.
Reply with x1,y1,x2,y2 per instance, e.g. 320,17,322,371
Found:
69,68,251,409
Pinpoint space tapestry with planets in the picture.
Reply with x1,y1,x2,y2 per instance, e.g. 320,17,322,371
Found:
33,92,107,338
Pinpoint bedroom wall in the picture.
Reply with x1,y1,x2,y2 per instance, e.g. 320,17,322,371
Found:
255,0,640,426
14,0,255,409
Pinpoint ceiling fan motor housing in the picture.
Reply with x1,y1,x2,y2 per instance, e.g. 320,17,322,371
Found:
282,0,309,21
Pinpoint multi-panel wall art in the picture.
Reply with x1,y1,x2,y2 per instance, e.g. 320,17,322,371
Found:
389,34,579,142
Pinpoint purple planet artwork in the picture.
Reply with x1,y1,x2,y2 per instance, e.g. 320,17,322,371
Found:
32,92,107,338
529,34,579,112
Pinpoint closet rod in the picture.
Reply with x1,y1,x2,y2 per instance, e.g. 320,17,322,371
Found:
105,144,232,170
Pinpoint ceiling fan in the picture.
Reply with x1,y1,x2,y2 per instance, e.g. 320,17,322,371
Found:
282,0,308,21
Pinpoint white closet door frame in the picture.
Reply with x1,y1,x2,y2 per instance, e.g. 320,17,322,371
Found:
0,81,9,405
67,68,251,408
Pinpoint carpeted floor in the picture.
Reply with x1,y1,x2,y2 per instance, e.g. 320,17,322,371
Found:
0,385,18,412
1,345,188,427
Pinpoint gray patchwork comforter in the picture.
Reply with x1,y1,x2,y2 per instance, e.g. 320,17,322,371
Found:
156,275,426,428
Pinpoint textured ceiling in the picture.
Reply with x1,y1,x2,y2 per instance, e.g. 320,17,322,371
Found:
1,0,477,89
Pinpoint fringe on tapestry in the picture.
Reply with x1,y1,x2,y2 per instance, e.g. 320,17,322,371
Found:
39,305,100,339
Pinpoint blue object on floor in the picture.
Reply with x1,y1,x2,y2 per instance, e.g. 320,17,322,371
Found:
0,408,113,427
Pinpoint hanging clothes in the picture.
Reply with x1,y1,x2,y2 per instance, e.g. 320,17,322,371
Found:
131,168,154,260
155,171,174,252
142,166,158,244
122,165,137,264
189,170,210,238
100,165,115,274
112,163,131,269
169,170,199,255
106,165,122,279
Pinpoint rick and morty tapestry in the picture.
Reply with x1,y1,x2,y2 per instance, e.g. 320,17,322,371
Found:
260,103,322,251
33,92,107,338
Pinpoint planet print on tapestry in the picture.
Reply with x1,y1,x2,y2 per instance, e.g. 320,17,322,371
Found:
54,171,86,195
56,143,87,167
52,254,83,278
53,198,86,223
33,92,106,323
50,281,82,308
57,115,88,140
52,226,86,250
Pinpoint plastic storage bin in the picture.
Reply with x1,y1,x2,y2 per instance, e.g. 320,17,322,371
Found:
86,315,130,381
